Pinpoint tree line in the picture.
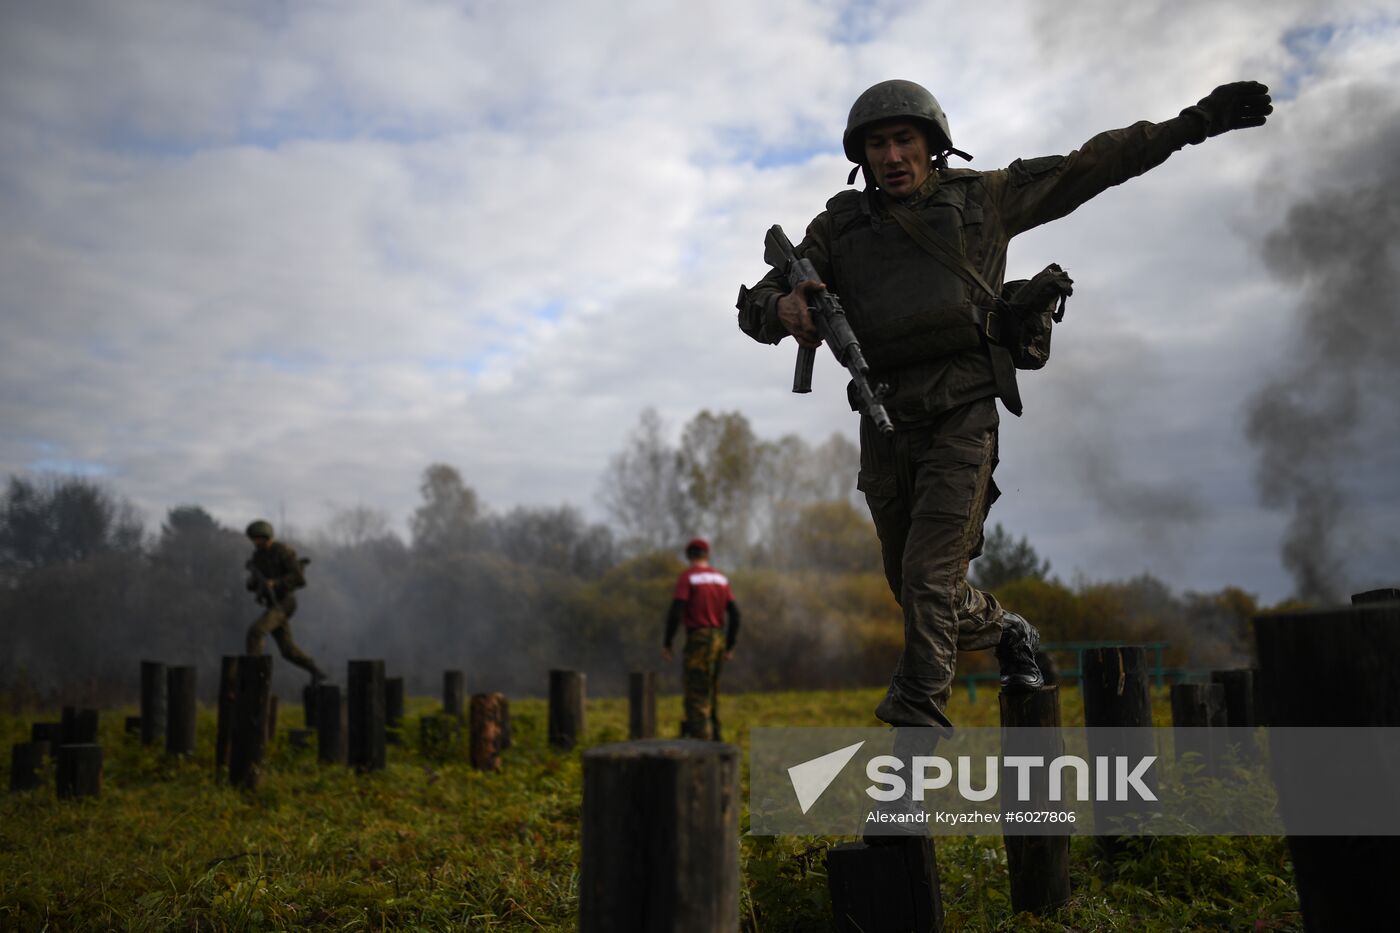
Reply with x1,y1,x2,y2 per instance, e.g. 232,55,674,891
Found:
1,409,1280,710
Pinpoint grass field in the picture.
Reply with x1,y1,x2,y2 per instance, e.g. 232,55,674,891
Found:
1,685,1302,931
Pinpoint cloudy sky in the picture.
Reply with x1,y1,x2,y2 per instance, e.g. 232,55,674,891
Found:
2,0,1396,604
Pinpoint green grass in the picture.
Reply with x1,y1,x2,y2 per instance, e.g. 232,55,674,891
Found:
1,687,1301,931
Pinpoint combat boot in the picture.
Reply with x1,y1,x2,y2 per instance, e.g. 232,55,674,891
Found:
996,611,1044,692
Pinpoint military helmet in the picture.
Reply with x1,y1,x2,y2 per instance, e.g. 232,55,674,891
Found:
843,79,954,164
246,519,274,540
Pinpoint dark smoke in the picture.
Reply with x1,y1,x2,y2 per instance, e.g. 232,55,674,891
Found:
1245,85,1400,603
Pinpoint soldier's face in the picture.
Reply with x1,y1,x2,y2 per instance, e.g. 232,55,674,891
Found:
251,536,270,550
863,120,931,198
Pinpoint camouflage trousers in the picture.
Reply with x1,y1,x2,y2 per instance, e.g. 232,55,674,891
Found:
857,398,1008,731
681,627,727,740
246,602,321,676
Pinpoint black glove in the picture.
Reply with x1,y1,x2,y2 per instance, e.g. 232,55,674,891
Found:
1182,81,1272,141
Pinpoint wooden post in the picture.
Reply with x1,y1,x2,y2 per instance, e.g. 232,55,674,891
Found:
828,839,943,933
302,683,318,728
1081,646,1154,850
1352,588,1400,604
1170,683,1226,777
266,695,279,743
1254,603,1400,932
999,687,1071,915
31,722,61,748
229,655,272,789
470,693,508,771
61,707,99,744
140,660,166,746
347,660,386,772
10,742,45,791
1209,669,1256,727
628,672,657,740
316,683,346,765
166,665,197,756
499,696,512,750
55,744,102,799
580,739,739,932
384,676,404,745
215,656,240,771
548,669,586,751
443,670,465,718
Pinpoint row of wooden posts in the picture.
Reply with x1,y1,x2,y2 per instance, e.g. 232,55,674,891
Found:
8,662,662,797
579,592,1400,932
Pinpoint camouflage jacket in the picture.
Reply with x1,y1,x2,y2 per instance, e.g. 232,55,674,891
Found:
246,540,306,602
737,114,1203,424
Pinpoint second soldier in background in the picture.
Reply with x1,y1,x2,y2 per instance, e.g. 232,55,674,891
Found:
663,538,741,740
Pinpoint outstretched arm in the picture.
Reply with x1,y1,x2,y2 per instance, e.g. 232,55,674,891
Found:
995,82,1272,236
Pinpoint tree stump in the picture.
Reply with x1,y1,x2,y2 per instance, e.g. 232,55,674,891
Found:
548,669,586,751
56,744,102,799
1209,669,1256,728
10,742,45,792
166,665,198,756
266,695,280,743
580,739,739,932
31,722,61,748
229,655,272,789
1081,646,1154,849
470,693,508,772
302,683,318,728
215,656,240,770
1352,588,1400,605
999,686,1071,915
1170,682,1226,776
347,660,386,772
61,707,99,744
443,670,465,718
628,672,657,740
384,676,405,745
1254,603,1400,932
316,684,346,765
828,838,943,933
140,660,166,746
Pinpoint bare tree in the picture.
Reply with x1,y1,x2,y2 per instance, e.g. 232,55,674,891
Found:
597,408,691,553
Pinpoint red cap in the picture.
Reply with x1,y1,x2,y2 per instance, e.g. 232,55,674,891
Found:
685,537,710,555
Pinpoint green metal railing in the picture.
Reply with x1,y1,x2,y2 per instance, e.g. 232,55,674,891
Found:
960,641,1172,704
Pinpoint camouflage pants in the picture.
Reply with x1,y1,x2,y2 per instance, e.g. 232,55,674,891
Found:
246,602,320,675
682,627,726,740
858,398,1007,730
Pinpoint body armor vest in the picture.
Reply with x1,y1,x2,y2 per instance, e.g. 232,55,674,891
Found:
826,172,993,373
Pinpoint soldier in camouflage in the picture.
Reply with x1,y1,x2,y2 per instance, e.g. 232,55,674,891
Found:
244,520,327,684
662,538,741,740
738,79,1271,732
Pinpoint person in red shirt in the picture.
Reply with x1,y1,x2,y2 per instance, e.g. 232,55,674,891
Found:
662,537,741,740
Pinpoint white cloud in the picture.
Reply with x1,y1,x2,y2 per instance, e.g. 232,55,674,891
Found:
1,0,1397,602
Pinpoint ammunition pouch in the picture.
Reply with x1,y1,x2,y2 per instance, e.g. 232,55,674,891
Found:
995,264,1072,370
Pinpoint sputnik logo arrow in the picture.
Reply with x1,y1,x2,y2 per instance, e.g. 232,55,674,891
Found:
787,741,866,814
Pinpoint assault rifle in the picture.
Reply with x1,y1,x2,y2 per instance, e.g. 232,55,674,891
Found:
763,225,894,435
246,557,310,610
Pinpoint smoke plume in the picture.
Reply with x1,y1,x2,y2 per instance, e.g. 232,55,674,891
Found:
1245,84,1400,603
